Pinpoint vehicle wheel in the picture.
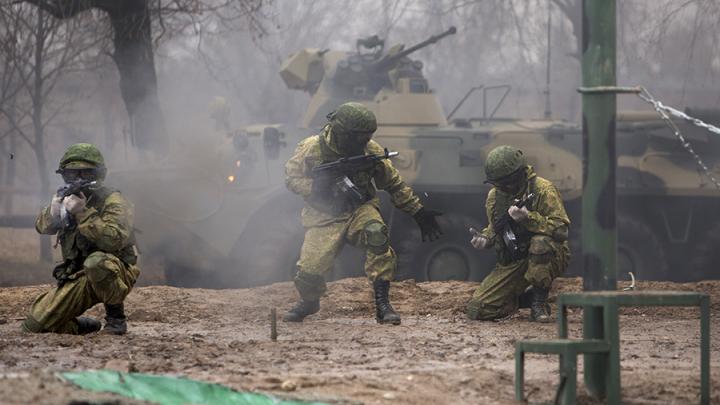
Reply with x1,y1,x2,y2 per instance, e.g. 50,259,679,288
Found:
157,231,226,288
617,214,669,281
165,261,207,287
228,199,305,287
395,213,494,281
688,221,720,281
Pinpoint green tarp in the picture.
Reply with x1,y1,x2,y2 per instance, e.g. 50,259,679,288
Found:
59,370,328,405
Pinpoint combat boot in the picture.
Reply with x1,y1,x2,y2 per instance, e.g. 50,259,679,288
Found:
102,303,127,335
518,287,533,309
76,317,101,334
282,299,320,322
529,287,552,323
373,279,401,325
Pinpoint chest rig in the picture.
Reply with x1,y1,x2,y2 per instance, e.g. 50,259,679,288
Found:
57,186,137,270
491,178,537,265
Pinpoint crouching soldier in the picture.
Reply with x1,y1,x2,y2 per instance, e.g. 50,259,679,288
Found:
466,145,570,322
283,102,442,325
22,143,139,335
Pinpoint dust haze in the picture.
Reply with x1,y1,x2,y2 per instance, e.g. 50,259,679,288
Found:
1,0,720,288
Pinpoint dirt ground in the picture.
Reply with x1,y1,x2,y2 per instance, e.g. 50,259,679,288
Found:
0,275,718,405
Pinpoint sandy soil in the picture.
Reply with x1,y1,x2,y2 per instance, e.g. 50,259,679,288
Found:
0,277,718,405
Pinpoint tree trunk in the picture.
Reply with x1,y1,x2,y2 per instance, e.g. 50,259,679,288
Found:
35,142,52,262
2,108,17,215
34,8,52,261
108,1,168,153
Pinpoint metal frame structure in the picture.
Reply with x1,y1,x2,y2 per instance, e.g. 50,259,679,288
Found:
514,2,712,404
515,290,710,405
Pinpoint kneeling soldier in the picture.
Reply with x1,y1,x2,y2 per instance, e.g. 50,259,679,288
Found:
467,145,570,322
22,143,139,335
283,102,442,325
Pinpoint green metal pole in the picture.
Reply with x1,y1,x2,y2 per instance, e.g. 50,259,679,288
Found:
581,0,618,399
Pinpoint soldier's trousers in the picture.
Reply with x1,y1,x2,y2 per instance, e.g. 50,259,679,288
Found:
294,203,395,301
21,252,140,334
466,236,569,320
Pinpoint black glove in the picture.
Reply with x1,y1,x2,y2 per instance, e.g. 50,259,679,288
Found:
413,208,443,242
52,262,70,287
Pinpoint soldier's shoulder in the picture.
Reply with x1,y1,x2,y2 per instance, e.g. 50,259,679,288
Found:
299,134,320,145
487,187,497,201
297,135,321,151
366,139,385,154
102,188,132,206
533,176,560,193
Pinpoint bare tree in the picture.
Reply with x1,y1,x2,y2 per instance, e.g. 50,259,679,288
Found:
0,4,101,259
17,0,268,153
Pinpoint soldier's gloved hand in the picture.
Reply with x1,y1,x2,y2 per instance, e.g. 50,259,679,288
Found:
470,228,490,249
50,195,63,218
52,264,70,287
413,208,443,242
508,205,529,222
63,192,87,215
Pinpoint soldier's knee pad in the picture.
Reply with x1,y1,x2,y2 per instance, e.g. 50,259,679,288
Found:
84,252,116,282
84,252,128,303
363,220,389,255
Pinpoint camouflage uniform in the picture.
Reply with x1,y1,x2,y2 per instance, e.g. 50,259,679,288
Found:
287,128,422,295
284,102,440,324
22,144,139,335
467,147,570,321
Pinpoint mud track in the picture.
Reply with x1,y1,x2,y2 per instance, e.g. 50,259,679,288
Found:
1,277,719,404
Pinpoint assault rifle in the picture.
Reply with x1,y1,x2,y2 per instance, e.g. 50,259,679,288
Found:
493,193,535,261
57,179,96,199
56,179,97,228
310,149,398,214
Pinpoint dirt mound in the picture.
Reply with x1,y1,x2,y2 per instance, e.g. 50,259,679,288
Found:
0,277,718,404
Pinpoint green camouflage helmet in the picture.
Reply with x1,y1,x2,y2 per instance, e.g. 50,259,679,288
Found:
57,143,106,172
327,102,377,155
485,145,526,181
329,102,378,133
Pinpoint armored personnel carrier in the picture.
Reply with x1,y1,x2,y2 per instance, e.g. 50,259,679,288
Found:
112,27,720,287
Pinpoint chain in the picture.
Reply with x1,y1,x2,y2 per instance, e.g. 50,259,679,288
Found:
636,87,720,190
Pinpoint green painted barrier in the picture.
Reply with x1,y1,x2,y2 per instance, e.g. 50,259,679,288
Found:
59,370,328,405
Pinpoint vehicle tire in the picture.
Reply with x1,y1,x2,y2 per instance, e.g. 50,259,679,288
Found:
165,261,207,287
395,213,494,282
228,198,305,287
157,230,226,288
688,221,720,281
617,214,669,281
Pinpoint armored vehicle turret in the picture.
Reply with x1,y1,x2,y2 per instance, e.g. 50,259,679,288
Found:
280,27,456,128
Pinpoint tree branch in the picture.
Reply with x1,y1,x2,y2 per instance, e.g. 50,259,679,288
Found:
21,0,96,19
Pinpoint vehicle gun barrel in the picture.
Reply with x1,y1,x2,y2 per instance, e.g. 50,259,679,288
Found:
373,26,457,71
